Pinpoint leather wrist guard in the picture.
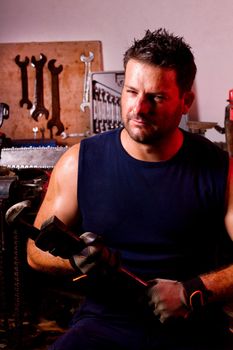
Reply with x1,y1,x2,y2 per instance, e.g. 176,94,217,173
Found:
182,276,213,311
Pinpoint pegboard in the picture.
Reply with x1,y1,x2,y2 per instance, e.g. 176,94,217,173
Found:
0,41,103,146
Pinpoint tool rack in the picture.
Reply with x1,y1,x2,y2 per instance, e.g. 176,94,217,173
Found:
90,71,125,134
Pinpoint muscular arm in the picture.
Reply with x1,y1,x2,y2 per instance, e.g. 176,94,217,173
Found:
200,156,233,302
148,157,233,323
27,143,80,275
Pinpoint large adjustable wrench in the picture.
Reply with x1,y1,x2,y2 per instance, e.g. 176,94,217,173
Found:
30,53,49,121
47,59,64,137
15,55,33,109
80,52,94,112
5,201,148,289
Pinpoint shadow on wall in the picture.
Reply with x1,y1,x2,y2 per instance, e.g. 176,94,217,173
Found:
188,82,199,121
179,82,199,131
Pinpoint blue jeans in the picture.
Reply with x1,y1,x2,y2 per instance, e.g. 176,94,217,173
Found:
49,297,232,350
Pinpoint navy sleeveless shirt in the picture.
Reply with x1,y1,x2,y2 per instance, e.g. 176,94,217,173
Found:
77,128,229,282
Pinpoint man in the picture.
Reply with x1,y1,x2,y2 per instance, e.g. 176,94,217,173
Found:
27,29,233,349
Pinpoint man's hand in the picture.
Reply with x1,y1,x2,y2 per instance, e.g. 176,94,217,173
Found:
147,278,190,323
70,232,120,275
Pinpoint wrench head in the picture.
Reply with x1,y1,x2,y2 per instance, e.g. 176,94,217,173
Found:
30,106,49,121
20,99,33,110
80,51,94,62
47,119,65,136
48,59,63,75
80,102,90,112
15,55,30,66
5,199,31,225
31,53,47,67
55,125,65,136
60,131,67,139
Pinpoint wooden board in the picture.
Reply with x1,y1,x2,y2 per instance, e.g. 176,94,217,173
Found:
0,41,103,146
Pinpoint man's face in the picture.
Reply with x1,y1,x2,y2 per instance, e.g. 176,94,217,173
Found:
121,59,193,144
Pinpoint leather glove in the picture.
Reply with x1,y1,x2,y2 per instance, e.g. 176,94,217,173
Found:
70,232,120,275
147,278,190,323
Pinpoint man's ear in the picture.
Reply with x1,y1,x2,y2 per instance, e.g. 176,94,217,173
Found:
182,91,195,114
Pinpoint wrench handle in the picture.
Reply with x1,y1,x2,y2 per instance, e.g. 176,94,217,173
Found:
31,55,49,120
119,266,148,287
73,268,148,288
20,65,33,109
80,53,94,111
47,71,64,135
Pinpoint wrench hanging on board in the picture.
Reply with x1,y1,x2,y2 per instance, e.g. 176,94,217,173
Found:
15,55,33,109
80,51,94,112
30,53,49,121
47,59,64,137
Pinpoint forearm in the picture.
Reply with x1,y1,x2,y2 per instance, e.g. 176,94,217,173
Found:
27,238,75,276
200,264,233,303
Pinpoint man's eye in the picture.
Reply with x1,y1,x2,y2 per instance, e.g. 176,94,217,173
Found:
126,89,137,95
154,95,165,101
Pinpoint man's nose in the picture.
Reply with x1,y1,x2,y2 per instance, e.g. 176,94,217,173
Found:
133,97,151,114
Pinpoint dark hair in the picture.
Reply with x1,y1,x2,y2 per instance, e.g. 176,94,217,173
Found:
123,28,197,93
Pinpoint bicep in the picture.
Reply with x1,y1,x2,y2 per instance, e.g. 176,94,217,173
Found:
34,144,79,230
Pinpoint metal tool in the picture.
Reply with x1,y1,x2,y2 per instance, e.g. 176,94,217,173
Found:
5,199,39,238
32,126,38,139
40,126,45,139
93,86,101,133
90,71,124,134
5,204,148,288
15,55,33,110
60,131,90,139
47,59,64,137
30,53,49,121
5,199,38,344
39,215,148,287
99,89,106,132
0,103,9,127
80,52,94,112
0,146,67,169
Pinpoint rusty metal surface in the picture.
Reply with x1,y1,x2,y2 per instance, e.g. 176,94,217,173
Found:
0,146,68,169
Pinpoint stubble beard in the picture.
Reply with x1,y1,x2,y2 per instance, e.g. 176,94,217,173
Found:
123,115,161,145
